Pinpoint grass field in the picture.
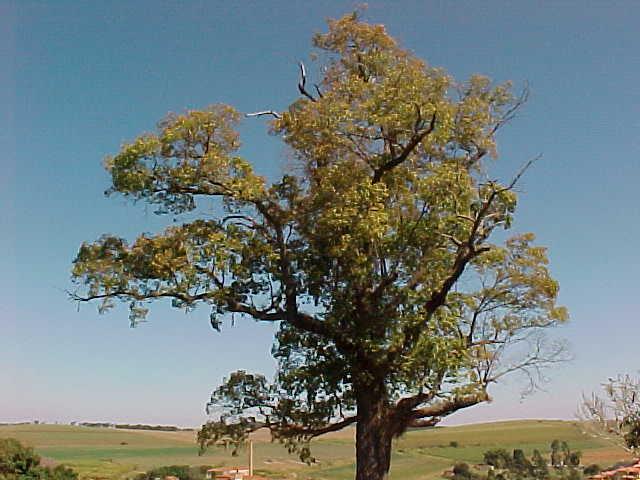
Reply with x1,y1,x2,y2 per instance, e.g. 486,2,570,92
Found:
0,420,632,480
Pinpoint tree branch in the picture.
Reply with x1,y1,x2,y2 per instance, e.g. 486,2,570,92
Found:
69,289,212,305
273,415,357,439
372,112,436,183
410,391,490,421
407,417,440,428
246,110,281,119
491,84,529,136
298,62,317,102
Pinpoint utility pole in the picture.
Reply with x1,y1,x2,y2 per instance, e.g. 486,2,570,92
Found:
249,439,254,477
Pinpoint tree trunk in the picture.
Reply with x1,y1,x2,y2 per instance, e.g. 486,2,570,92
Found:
355,389,393,480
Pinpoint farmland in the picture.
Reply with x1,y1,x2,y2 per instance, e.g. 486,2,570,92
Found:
0,420,632,480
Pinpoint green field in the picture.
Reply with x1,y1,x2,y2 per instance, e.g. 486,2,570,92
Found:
0,420,631,480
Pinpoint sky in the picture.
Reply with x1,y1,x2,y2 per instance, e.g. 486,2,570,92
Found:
1,0,639,428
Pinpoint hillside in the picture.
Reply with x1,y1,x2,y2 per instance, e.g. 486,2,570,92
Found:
0,420,632,480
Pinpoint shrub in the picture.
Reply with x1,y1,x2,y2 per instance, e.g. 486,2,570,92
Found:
532,449,550,479
568,452,582,467
484,449,513,469
453,463,474,480
565,468,582,480
46,465,78,480
0,438,77,480
136,466,194,480
512,449,534,475
583,465,601,476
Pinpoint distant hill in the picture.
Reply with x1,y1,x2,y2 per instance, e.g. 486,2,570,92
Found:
0,420,633,480
76,422,194,432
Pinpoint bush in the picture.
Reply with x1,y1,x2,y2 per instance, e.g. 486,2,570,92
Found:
450,441,460,448
512,449,534,475
453,463,473,480
565,468,582,480
583,465,601,476
568,452,582,467
484,449,513,469
46,466,78,480
0,438,77,480
136,466,190,480
0,438,41,477
135,465,206,480
532,449,550,479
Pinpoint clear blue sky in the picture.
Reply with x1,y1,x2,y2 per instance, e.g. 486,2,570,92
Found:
2,0,639,427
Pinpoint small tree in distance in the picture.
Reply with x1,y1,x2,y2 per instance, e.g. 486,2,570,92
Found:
580,374,640,456
71,11,568,480
484,449,513,470
532,449,550,479
551,440,563,468
513,449,534,476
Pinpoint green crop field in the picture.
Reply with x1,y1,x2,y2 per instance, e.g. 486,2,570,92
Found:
0,420,632,480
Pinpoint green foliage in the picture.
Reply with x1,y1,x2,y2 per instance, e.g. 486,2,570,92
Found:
0,438,41,479
484,449,513,469
512,449,534,476
71,10,568,477
551,440,562,468
43,466,77,480
479,441,585,480
0,438,77,480
567,452,582,467
531,449,550,479
135,465,197,480
561,442,571,465
562,468,582,480
453,462,480,480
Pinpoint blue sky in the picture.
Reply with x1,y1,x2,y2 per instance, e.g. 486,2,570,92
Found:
1,0,639,427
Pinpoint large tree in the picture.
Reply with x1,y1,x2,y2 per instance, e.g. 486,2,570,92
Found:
71,13,568,480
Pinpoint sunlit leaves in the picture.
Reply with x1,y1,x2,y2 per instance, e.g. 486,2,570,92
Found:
72,219,279,325
105,105,266,214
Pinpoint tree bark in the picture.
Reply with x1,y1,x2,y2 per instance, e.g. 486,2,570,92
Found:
355,388,393,480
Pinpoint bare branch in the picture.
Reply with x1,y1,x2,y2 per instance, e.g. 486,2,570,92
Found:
579,373,640,455
490,83,530,136
506,154,540,190
298,61,317,102
246,110,281,119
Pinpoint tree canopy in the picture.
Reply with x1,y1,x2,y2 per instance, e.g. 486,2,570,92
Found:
71,12,568,480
